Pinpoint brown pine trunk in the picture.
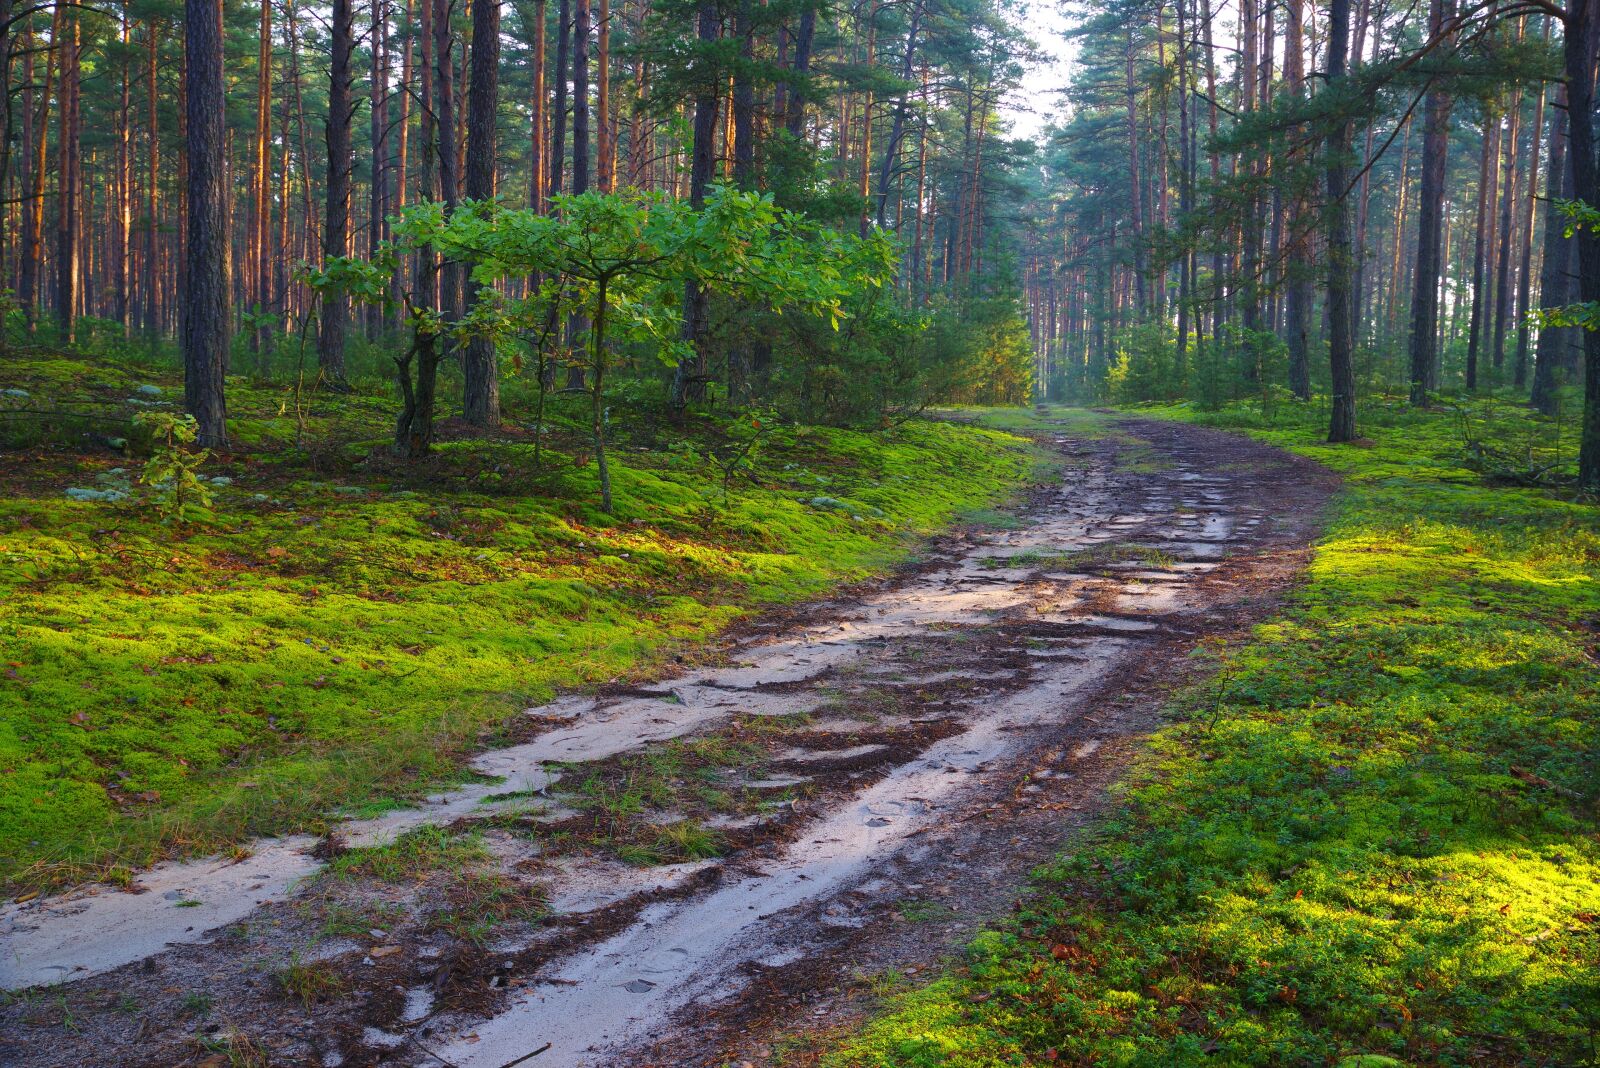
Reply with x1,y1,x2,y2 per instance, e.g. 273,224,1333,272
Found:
1513,18,1550,390
1465,106,1500,390
115,10,132,336
1325,0,1357,442
253,0,274,363
143,16,159,337
531,0,547,207
597,0,613,191
319,0,356,385
184,0,229,446
462,0,503,426
54,12,78,344
1406,0,1453,405
367,0,390,339
1530,86,1571,414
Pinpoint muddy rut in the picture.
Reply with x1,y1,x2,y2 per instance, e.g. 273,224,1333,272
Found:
0,417,1334,1068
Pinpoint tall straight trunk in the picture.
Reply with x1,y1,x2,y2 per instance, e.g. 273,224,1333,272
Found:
856,5,876,236
874,0,922,227
1325,0,1357,442
115,11,132,336
1407,0,1453,405
572,0,590,192
1530,89,1571,414
1123,28,1146,311
671,0,721,408
530,0,547,207
784,3,817,137
54,12,78,344
1283,0,1312,397
367,0,390,338
432,0,461,319
462,0,502,426
391,0,413,331
184,0,229,446
1492,46,1526,374
319,0,355,385
1563,0,1600,489
1513,19,1550,390
253,0,273,362
732,0,755,188
22,11,57,333
143,17,159,336
597,0,613,190
550,0,570,198
1465,107,1500,390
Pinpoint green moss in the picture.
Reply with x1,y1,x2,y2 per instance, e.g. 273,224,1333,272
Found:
828,399,1600,1068
0,352,1038,888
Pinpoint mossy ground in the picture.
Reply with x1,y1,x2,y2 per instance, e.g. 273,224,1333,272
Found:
828,397,1600,1067
0,350,1037,890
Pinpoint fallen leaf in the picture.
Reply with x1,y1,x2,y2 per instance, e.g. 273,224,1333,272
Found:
370,945,403,959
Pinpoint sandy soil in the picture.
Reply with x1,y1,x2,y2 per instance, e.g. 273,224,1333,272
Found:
0,416,1336,1068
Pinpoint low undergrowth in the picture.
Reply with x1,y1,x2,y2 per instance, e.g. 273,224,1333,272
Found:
830,398,1599,1066
0,351,1038,890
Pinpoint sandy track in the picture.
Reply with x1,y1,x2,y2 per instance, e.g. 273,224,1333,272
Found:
0,416,1335,1068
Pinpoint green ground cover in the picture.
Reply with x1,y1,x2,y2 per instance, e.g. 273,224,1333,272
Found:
830,398,1600,1067
0,352,1038,890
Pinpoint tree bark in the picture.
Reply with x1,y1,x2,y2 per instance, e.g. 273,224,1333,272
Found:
319,0,355,386
1530,89,1572,414
462,0,502,426
183,0,229,446
1325,0,1357,442
1564,0,1600,490
671,0,720,408
1406,0,1453,406
54,12,78,344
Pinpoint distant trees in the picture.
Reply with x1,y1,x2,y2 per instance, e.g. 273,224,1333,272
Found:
1020,0,1597,455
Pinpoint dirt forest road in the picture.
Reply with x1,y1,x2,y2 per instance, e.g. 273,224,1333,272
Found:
0,416,1336,1068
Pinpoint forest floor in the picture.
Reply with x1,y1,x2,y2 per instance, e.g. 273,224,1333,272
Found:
0,350,1035,893
0,390,1336,1067
4,371,1593,1068
822,398,1600,1068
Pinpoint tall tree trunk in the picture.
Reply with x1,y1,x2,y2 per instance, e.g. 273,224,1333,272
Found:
433,0,461,320
874,0,923,228
319,0,355,386
1530,89,1572,414
1492,37,1525,375
143,17,159,337
550,0,570,198
1123,28,1146,311
1465,106,1500,390
462,0,502,426
1325,0,1357,442
530,0,547,208
784,3,816,138
1406,0,1453,406
732,0,756,188
1564,0,1600,490
671,0,719,408
115,10,132,337
597,0,613,190
183,0,229,446
572,0,590,192
253,0,274,364
1513,24,1549,390
368,0,390,340
54,12,78,344
1283,0,1312,398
